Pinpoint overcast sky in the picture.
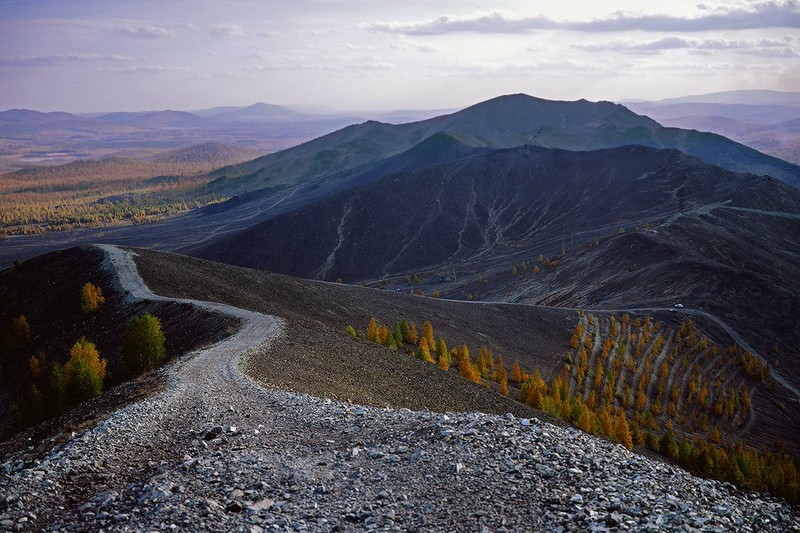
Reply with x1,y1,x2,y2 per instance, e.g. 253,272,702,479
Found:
1,0,798,112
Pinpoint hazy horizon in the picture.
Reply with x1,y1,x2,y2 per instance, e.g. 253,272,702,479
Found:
1,1,799,113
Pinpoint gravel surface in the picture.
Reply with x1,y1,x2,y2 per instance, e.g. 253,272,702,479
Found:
0,245,797,532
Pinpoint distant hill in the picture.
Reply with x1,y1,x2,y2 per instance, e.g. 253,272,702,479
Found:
208,103,305,123
151,142,262,165
127,110,208,129
206,94,800,195
626,99,800,165
646,90,800,107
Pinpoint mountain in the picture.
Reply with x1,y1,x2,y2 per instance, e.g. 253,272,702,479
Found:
623,101,800,165
0,109,139,138
92,111,153,123
206,94,800,195
208,102,305,123
126,110,208,129
646,90,800,107
195,143,800,387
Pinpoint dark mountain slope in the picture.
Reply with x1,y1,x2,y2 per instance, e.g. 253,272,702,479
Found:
207,94,800,195
196,145,754,281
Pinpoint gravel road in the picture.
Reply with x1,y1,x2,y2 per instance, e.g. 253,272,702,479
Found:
0,245,797,531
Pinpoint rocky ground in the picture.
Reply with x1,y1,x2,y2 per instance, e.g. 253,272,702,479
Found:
0,246,797,531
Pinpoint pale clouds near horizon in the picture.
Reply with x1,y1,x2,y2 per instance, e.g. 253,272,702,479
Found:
0,0,798,112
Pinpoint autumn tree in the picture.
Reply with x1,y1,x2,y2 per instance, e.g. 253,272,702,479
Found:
496,355,509,395
366,317,379,343
417,337,435,364
511,359,523,383
409,323,419,345
3,314,31,354
345,325,357,337
63,337,106,404
436,338,450,371
458,345,480,384
422,321,434,351
29,352,46,380
614,410,634,450
121,313,166,377
80,282,105,314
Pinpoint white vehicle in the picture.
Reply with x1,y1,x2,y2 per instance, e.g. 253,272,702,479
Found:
674,303,684,308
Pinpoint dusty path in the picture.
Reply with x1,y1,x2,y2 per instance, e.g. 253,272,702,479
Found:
1,245,797,531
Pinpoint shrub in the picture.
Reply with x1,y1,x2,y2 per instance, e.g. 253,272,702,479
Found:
121,313,166,376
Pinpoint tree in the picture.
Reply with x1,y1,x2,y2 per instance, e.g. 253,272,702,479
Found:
458,345,480,384
63,337,106,404
121,313,166,376
345,325,357,337
366,317,379,343
598,407,613,436
80,282,105,314
436,338,450,371
409,323,419,345
417,337,434,364
422,321,434,351
511,359,523,383
29,352,46,380
496,355,509,395
614,410,634,450
7,314,31,351
659,426,678,459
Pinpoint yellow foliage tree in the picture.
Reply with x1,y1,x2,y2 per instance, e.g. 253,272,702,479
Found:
409,323,419,345
511,359,523,383
614,410,634,450
458,345,480,384
417,337,434,363
366,317,378,343
64,337,106,403
436,338,450,371
80,282,105,314
422,321,434,350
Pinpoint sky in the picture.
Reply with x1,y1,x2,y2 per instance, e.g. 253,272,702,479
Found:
0,0,798,112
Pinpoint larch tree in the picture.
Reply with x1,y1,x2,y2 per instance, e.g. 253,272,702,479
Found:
409,323,419,345
366,317,379,343
511,359,523,383
417,337,434,363
422,321,434,351
436,338,450,371
614,410,634,450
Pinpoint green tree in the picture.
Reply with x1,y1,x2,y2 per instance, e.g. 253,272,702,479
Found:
121,313,166,376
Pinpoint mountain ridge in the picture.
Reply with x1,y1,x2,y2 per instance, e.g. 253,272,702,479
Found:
206,93,800,195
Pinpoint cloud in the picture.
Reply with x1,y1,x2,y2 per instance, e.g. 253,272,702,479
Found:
115,25,173,39
365,2,800,35
0,53,132,65
389,42,438,53
210,24,245,38
94,65,190,73
573,36,799,57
